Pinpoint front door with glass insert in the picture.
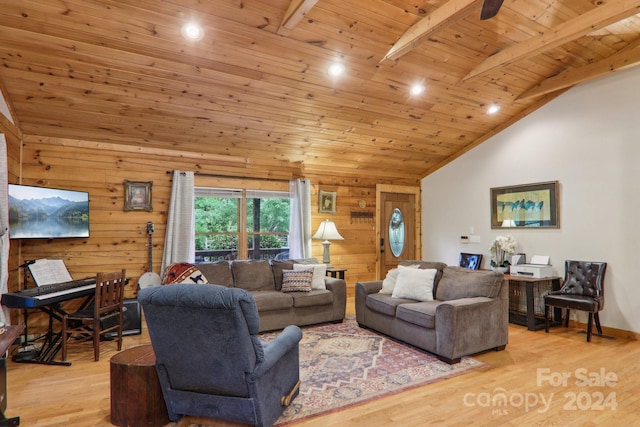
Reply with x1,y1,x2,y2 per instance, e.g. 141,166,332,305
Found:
380,192,415,279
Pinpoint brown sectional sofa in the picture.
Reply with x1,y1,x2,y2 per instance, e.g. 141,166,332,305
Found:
355,260,508,363
194,259,346,332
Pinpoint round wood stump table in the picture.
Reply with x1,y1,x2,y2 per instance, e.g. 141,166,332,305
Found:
110,344,169,427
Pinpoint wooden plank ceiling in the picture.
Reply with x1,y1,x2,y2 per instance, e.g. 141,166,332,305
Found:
0,0,639,181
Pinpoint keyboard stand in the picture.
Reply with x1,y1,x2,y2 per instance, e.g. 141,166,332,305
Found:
13,262,49,361
12,297,94,367
12,264,94,366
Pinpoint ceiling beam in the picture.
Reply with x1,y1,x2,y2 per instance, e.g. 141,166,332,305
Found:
277,0,319,35
517,39,640,100
379,0,480,66
462,0,640,81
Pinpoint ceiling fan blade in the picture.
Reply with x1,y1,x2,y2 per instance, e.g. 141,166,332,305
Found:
480,0,504,20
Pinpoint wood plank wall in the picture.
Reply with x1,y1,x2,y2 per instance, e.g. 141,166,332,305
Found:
12,136,301,291
0,131,419,329
310,177,379,288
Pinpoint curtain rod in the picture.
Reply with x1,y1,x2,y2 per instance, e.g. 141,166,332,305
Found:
165,171,304,183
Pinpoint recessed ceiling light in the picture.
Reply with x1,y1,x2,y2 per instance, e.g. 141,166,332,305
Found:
410,83,425,96
328,62,346,77
487,104,501,114
182,22,204,41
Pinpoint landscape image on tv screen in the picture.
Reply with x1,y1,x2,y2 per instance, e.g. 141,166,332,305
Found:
8,184,90,239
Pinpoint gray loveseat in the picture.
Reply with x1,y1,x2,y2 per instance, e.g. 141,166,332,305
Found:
193,259,346,332
355,261,508,363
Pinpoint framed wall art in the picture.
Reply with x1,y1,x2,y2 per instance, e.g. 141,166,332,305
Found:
318,191,337,214
124,180,153,212
490,181,559,229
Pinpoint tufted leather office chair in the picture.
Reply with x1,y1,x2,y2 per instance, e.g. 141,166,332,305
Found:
459,253,482,270
544,260,607,342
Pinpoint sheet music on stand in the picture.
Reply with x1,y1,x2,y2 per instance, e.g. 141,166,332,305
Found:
27,259,73,286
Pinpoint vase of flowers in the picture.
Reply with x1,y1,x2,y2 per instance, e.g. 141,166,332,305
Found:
489,235,518,274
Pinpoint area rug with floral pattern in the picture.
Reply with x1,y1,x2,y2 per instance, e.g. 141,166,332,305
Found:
257,318,487,425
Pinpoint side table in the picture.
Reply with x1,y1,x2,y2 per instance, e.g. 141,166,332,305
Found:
506,275,562,331
110,344,169,427
326,268,346,280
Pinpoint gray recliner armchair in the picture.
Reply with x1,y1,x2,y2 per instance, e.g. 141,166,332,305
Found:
138,283,303,426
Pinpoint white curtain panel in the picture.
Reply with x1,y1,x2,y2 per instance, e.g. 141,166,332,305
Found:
289,179,311,259
0,135,9,323
161,171,195,274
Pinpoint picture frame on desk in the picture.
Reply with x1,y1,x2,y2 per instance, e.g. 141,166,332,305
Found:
124,180,153,212
490,181,559,229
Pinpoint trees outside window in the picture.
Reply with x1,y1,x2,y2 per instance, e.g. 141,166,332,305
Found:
195,189,290,261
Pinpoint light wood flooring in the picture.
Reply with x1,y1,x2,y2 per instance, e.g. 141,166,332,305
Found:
5,298,640,426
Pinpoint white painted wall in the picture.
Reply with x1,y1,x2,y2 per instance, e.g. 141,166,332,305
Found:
422,66,640,333
0,90,13,124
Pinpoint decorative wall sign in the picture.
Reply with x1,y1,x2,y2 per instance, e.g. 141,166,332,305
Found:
124,180,153,212
318,191,337,214
490,181,558,228
350,210,374,224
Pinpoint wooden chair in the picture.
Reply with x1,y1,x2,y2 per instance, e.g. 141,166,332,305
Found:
62,269,126,361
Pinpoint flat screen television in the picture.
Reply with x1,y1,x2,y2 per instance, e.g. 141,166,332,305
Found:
8,184,90,239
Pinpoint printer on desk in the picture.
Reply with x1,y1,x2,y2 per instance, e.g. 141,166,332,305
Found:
509,255,555,278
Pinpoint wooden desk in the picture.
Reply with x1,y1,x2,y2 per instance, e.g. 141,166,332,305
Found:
505,275,562,331
0,325,25,426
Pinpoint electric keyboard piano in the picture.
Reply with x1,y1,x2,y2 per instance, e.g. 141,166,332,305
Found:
1,277,97,309
1,278,99,366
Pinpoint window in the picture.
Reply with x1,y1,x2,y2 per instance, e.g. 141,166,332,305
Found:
195,188,290,261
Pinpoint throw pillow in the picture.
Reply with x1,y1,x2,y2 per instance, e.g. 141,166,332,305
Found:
293,263,327,290
380,268,400,294
271,260,294,290
281,269,313,292
379,264,420,294
391,268,437,301
163,262,208,285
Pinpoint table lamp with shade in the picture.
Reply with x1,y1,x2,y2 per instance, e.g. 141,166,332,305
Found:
313,219,344,265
